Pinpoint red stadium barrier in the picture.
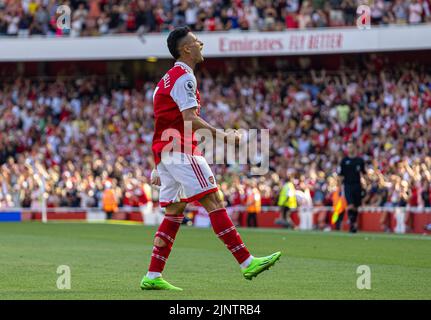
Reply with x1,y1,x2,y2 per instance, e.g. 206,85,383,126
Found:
128,212,144,222
411,211,431,234
359,211,385,232
31,210,86,221
228,207,431,234
4,206,430,234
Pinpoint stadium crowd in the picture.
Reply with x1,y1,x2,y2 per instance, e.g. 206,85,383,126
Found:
0,0,431,37
1,57,431,211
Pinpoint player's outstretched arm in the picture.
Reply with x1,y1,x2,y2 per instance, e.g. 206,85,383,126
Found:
182,107,241,145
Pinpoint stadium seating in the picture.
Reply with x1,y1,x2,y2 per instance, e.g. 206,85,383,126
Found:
0,0,430,37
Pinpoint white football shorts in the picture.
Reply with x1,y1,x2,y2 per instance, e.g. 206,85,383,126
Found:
157,152,218,207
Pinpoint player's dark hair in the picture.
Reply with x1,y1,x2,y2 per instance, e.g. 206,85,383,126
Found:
167,26,191,60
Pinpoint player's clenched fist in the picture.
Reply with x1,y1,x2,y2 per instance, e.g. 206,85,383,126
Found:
150,169,161,188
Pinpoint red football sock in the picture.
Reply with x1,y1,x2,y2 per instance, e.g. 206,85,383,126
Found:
148,214,184,273
208,208,251,264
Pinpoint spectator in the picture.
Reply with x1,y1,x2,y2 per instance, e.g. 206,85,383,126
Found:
245,180,261,227
102,181,118,220
341,0,356,26
312,9,328,28
244,4,259,30
276,172,297,228
393,0,409,24
6,10,19,35
297,1,313,29
185,0,198,30
409,0,424,24
285,9,299,29
370,0,385,25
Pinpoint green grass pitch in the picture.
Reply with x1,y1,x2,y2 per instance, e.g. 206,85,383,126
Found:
1,222,430,300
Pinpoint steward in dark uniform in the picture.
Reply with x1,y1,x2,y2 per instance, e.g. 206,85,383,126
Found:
339,142,365,233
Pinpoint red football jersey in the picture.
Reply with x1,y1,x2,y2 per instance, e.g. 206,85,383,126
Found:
152,62,201,164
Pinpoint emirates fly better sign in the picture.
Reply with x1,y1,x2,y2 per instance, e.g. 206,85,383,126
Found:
0,25,430,61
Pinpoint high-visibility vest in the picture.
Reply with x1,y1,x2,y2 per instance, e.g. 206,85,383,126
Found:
102,189,118,212
277,182,297,209
247,188,261,213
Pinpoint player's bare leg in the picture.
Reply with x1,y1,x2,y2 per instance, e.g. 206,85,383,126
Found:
141,202,186,291
199,191,281,280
